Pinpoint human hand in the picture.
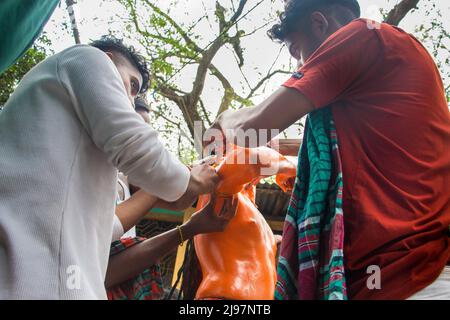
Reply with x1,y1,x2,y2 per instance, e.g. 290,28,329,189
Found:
191,155,219,167
156,163,220,211
186,163,220,196
183,194,238,237
202,110,235,157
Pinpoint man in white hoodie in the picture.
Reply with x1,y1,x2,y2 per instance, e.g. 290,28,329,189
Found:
0,36,218,299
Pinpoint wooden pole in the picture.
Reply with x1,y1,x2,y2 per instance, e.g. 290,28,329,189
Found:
65,0,81,44
171,207,196,288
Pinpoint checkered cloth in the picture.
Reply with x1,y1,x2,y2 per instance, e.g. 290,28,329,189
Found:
275,107,347,300
107,237,164,300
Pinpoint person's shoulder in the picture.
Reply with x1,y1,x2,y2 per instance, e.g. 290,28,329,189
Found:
56,44,116,77
58,44,109,63
321,18,381,50
336,18,380,38
59,44,103,55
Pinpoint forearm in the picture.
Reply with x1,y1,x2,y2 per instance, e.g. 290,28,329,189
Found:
105,222,196,289
269,139,302,156
115,190,159,232
153,198,180,211
152,195,195,212
281,139,301,156
218,87,314,147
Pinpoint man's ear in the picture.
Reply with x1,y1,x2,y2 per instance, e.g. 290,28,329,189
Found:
310,11,329,40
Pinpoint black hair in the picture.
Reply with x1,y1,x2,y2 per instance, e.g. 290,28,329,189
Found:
268,0,361,42
90,35,150,94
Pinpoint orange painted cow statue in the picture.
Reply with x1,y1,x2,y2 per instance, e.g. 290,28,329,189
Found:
192,146,297,300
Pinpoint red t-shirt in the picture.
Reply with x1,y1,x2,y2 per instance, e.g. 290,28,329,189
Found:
283,18,450,299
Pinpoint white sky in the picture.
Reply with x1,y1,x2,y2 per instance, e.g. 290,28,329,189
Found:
43,0,450,149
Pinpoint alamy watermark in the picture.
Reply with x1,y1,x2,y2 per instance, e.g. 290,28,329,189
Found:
194,121,282,176
366,265,382,290
66,265,81,290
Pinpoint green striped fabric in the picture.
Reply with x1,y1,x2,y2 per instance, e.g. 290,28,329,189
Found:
275,107,347,300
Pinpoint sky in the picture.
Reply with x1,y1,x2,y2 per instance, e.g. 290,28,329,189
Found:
43,0,450,147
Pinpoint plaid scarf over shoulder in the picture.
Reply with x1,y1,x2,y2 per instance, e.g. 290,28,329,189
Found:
275,107,347,300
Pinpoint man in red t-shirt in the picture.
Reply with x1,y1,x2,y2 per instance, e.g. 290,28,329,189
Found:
204,0,450,299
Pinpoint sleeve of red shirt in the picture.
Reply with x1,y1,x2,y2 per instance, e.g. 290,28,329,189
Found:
283,19,382,109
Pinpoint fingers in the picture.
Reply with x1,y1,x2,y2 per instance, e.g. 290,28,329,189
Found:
192,155,218,167
207,192,217,209
218,195,238,220
211,169,221,186
190,163,221,195
218,197,229,217
205,163,220,182
202,193,218,217
213,197,235,232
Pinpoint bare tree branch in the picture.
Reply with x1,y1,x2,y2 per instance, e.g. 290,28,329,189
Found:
230,0,247,23
121,0,291,142
245,69,291,100
151,108,194,147
208,63,249,116
151,108,179,126
215,1,227,32
142,0,202,52
242,19,273,38
384,0,420,26
154,79,198,136
187,38,225,112
198,98,212,126
127,8,196,56
187,0,258,115
156,81,182,103
229,32,245,67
